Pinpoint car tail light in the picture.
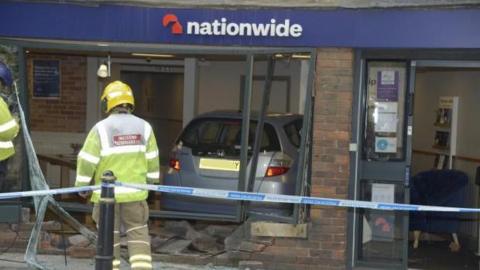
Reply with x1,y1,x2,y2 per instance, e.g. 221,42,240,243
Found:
169,158,181,171
266,166,289,177
265,157,291,177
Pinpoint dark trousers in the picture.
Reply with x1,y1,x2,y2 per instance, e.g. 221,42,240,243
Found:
0,159,8,192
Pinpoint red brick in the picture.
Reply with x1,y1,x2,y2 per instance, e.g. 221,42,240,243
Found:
67,246,95,258
28,54,87,132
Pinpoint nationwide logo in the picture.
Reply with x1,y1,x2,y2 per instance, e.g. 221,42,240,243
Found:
162,13,303,38
163,14,184,34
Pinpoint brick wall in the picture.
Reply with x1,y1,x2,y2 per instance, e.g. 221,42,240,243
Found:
27,54,87,132
307,48,353,269
243,48,354,270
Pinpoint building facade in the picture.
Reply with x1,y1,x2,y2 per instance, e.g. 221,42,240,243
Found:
1,1,480,269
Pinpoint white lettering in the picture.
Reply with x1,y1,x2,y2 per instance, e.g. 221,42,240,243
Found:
212,20,222,35
184,18,303,38
200,22,212,35
276,19,290,37
239,23,252,36
221,18,227,35
290,24,303,38
252,23,270,36
269,18,276,36
226,23,240,36
187,22,200,34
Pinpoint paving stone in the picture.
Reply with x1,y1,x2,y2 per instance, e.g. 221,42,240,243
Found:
186,226,224,254
225,223,249,251
68,234,91,247
155,239,192,254
191,236,224,254
151,235,172,250
149,226,177,239
164,220,193,237
204,225,237,239
49,233,70,249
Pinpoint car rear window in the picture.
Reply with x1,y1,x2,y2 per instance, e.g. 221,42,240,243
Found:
180,118,281,157
284,119,303,148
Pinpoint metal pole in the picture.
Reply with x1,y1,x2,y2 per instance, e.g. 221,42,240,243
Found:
237,54,254,222
247,55,275,193
95,171,116,270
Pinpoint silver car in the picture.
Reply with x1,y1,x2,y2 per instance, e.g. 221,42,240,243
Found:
161,111,303,217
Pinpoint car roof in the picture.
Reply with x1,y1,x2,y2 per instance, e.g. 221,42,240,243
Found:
194,110,303,125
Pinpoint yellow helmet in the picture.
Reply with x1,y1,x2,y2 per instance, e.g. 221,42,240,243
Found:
101,81,135,113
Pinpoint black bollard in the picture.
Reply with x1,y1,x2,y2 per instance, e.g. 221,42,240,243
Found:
95,171,116,270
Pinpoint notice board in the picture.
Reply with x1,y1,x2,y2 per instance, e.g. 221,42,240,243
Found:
33,60,60,99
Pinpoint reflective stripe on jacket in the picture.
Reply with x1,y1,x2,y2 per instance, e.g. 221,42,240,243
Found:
75,113,160,203
0,98,19,161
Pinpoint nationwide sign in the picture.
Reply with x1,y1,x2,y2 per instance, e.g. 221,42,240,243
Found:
162,13,303,38
1,3,480,48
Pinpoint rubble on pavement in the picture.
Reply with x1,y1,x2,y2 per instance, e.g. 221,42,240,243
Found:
0,208,272,269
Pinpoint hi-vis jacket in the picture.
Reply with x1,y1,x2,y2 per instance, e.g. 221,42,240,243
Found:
75,113,160,203
0,97,19,161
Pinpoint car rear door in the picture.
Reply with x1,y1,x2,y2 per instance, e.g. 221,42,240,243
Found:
177,118,281,191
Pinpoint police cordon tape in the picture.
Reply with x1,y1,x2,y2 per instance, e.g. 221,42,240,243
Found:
116,182,479,213
0,185,99,201
0,182,476,213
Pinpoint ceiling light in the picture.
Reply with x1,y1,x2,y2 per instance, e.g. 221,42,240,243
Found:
97,63,108,78
131,53,175,58
97,55,111,78
291,54,311,59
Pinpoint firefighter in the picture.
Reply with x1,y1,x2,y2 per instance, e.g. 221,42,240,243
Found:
0,61,20,181
75,80,160,270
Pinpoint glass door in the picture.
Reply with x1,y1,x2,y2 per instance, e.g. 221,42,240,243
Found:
350,60,414,269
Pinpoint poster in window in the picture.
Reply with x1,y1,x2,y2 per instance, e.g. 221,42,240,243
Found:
376,70,399,101
370,184,395,241
374,102,398,133
33,60,60,99
375,137,397,153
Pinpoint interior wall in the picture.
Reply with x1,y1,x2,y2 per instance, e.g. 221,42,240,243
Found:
121,71,184,166
413,69,480,241
197,59,301,114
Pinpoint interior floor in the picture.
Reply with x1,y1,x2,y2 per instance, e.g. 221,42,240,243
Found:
408,241,478,270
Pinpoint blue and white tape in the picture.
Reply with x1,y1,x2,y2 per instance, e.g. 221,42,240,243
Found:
117,182,478,213
0,185,99,200
0,182,475,213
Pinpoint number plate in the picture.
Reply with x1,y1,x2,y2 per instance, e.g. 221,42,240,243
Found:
199,158,241,171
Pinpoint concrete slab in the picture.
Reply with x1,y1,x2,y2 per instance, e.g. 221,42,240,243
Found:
250,222,307,238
